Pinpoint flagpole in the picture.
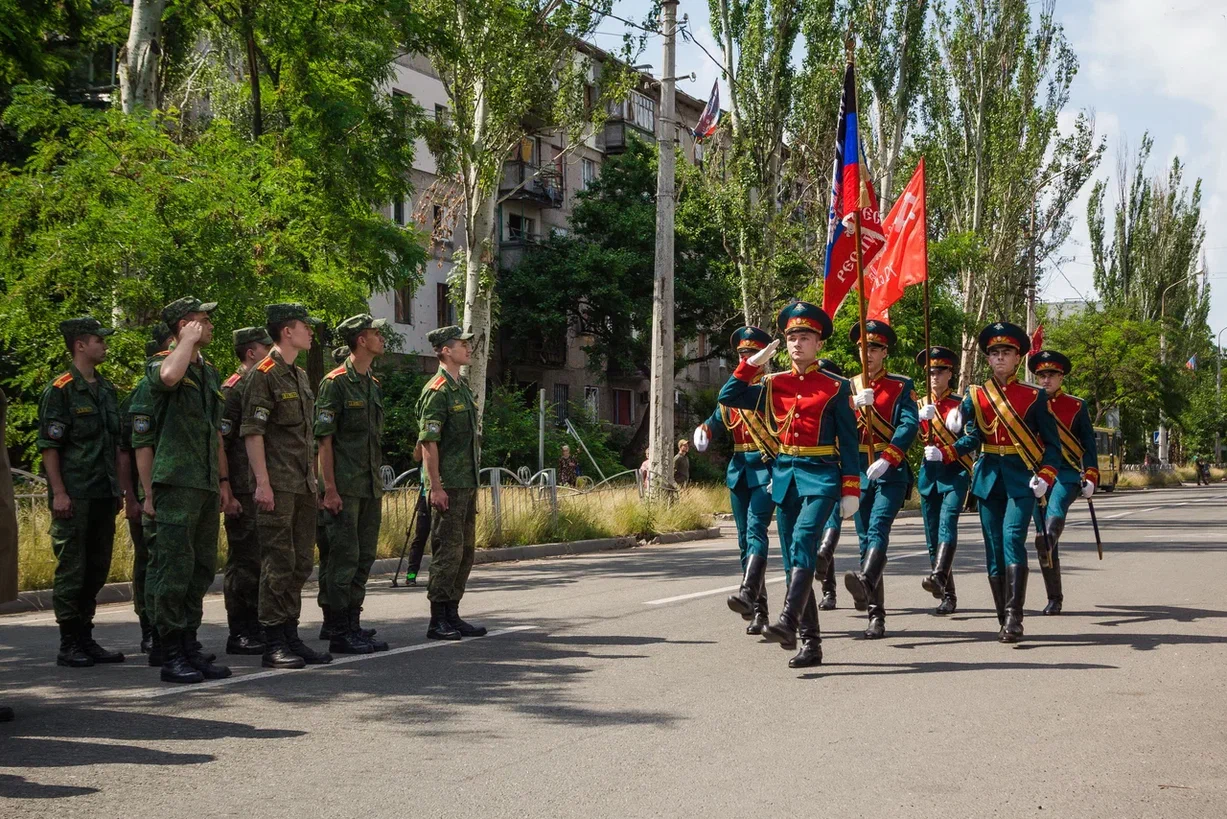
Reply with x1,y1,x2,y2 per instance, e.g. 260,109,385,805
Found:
847,35,875,464
920,157,932,445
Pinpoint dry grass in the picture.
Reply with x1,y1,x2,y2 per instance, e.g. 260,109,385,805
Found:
1116,470,1184,489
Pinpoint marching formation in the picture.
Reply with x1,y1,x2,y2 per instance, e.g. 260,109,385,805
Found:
695,302,1100,667
37,300,482,684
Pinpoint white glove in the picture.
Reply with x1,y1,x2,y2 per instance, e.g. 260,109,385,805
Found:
854,388,875,408
918,403,937,421
840,495,860,519
1082,479,1096,498
945,407,964,434
1029,475,1050,499
693,425,709,452
924,445,944,462
866,458,890,480
765,479,772,494
747,339,780,368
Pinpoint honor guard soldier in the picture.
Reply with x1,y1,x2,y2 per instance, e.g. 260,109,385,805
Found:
137,298,239,682
719,302,860,668
243,303,333,668
219,326,274,655
843,320,919,639
915,346,975,615
418,325,485,641
693,326,778,636
315,314,391,654
118,323,171,654
37,317,125,668
1028,350,1098,614
932,322,1061,643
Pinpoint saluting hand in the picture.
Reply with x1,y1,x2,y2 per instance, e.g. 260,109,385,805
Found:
746,339,780,368
179,320,205,347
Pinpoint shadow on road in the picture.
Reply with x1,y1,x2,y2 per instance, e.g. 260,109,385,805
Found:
797,659,1118,680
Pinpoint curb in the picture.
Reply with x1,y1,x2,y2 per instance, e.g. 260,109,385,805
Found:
0,526,726,616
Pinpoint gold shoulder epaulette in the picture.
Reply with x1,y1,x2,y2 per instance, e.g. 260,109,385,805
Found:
256,356,277,373
325,365,346,380
52,372,73,389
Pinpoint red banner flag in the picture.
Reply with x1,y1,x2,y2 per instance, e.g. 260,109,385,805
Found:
1030,324,1044,356
866,159,928,320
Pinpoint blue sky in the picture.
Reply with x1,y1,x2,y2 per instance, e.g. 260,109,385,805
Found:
592,0,1227,338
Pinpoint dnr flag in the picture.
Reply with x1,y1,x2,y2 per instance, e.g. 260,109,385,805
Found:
693,81,720,141
1186,355,1197,371
822,61,886,318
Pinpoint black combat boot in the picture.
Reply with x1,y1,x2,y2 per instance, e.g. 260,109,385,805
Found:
818,529,839,610
226,612,265,655
1000,564,1029,644
328,609,373,655
727,554,767,619
185,630,215,663
286,619,332,664
147,630,164,667
262,623,306,669
865,577,886,639
844,547,886,614
446,602,487,637
184,634,231,679
746,576,769,635
427,601,462,640
350,607,388,651
1041,519,1064,615
923,542,956,600
762,568,814,651
788,595,822,668
987,574,1006,634
138,613,154,654
318,605,335,640
936,572,958,615
79,622,124,663
160,631,204,684
56,621,93,668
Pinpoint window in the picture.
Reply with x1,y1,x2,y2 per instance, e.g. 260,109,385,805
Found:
508,213,536,241
696,332,707,357
434,103,450,126
630,91,656,132
613,388,633,426
553,383,570,424
392,196,405,226
436,283,455,328
585,386,599,418
581,158,597,190
394,284,414,325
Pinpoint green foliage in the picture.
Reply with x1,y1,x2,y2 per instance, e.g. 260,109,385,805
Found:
478,386,624,478
376,366,430,472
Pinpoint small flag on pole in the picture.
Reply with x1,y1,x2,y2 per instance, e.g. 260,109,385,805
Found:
1030,325,1044,357
866,159,927,320
692,81,720,142
1186,355,1197,371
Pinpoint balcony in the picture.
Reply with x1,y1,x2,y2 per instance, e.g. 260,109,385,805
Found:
601,118,654,155
498,230,542,270
499,161,563,208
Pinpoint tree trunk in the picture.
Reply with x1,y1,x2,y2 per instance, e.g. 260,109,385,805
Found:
242,2,263,138
119,0,167,114
460,171,497,433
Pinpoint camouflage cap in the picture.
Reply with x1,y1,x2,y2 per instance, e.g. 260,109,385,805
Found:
265,303,324,327
161,296,218,329
335,313,389,346
59,317,115,342
427,325,474,348
332,345,351,363
233,326,274,347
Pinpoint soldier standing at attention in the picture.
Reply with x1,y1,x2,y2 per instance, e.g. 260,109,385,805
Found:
243,303,332,668
315,314,391,654
915,346,975,616
928,322,1061,643
815,357,845,611
843,319,920,640
694,326,777,636
719,302,861,668
219,327,274,655
418,325,484,641
1028,349,1098,615
37,317,125,668
137,298,239,683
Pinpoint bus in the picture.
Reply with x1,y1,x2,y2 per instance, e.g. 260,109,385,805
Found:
1093,426,1122,491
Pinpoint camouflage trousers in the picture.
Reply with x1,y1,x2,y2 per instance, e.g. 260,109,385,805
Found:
50,497,118,625
257,490,316,627
317,495,382,611
223,493,261,619
147,485,219,638
426,488,476,604
127,514,151,619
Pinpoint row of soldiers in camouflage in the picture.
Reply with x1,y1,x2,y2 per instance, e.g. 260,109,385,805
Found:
696,302,1099,668
38,299,484,683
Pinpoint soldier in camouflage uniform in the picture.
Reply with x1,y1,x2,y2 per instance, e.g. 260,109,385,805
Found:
117,323,171,655
418,325,485,641
315,314,390,654
243,303,332,668
136,297,239,683
219,326,274,655
37,317,125,668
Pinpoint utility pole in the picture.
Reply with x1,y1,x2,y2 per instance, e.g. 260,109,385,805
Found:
647,0,678,501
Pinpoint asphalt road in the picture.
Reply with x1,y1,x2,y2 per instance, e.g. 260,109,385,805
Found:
3,485,1226,818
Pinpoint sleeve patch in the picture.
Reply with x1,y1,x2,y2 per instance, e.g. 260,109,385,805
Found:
317,410,335,425
133,416,151,434
220,419,232,435
425,420,441,435
253,406,270,422
47,421,66,440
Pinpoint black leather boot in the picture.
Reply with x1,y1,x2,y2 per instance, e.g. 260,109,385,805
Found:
184,634,232,679
865,578,886,639
427,601,462,640
447,601,487,637
147,629,164,667
818,528,839,610
746,575,769,635
286,619,332,664
160,632,204,684
788,595,822,668
138,613,154,654
1041,519,1064,615
226,612,265,655
328,609,373,655
844,547,886,613
262,623,307,669
923,542,955,600
56,621,93,668
350,607,388,651
1001,564,1029,643
727,554,767,619
79,622,124,663
936,572,958,615
763,568,814,651
185,630,215,663
987,574,1006,632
